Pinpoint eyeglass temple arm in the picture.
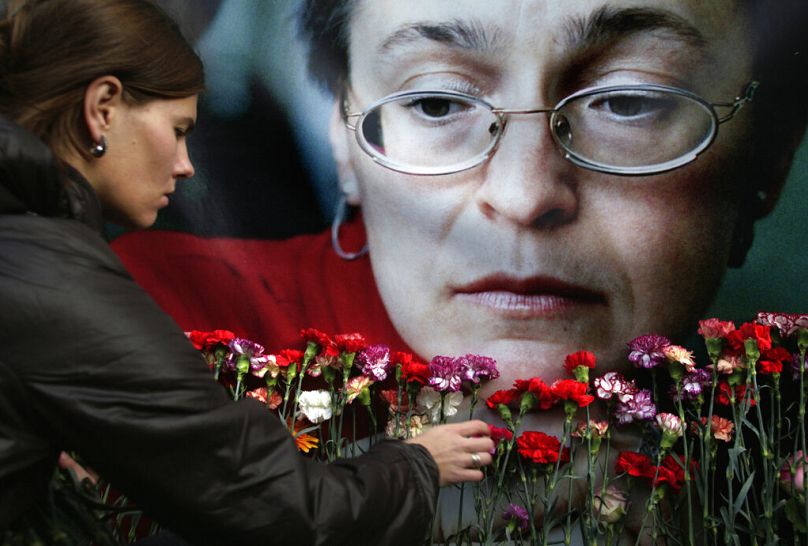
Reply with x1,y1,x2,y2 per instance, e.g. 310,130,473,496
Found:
714,81,760,123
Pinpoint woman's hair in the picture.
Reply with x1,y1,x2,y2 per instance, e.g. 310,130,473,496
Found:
299,0,808,134
0,0,204,158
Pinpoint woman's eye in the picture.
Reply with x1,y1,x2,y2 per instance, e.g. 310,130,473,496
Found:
408,97,469,119
594,94,676,119
175,128,187,138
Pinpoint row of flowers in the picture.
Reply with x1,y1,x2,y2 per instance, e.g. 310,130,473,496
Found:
189,311,808,545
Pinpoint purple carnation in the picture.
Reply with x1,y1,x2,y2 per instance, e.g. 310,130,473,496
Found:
428,356,466,392
676,368,712,401
460,354,500,384
502,503,530,532
356,344,391,382
627,335,671,369
615,389,657,424
227,338,268,372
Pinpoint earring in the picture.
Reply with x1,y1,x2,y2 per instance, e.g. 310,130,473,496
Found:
331,194,368,260
89,136,107,158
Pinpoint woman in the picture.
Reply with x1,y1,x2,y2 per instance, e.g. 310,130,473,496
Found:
0,1,493,544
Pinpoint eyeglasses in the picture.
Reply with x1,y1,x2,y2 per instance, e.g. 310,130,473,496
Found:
343,82,759,176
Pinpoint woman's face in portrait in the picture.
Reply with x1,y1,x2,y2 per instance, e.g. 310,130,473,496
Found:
94,95,197,229
332,0,757,390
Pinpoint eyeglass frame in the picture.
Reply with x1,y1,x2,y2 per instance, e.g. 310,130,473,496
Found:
342,81,759,177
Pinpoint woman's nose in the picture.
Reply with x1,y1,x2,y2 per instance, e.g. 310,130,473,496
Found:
174,141,195,179
475,115,579,228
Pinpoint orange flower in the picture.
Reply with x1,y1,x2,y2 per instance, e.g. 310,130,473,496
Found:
294,433,319,453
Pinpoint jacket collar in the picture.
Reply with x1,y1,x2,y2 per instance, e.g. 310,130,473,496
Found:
0,116,104,233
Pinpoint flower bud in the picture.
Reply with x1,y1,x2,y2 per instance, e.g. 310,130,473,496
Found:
595,485,628,524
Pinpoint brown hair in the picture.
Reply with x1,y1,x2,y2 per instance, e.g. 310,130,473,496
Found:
0,0,204,159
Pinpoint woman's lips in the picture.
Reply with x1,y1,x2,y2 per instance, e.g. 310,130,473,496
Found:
452,274,607,318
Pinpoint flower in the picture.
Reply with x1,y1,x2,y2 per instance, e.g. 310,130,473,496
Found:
228,338,270,374
514,378,557,410
333,332,367,353
502,503,530,533
627,334,671,369
460,353,499,384
488,424,513,453
485,389,519,410
345,376,373,404
245,387,282,410
758,346,792,375
186,329,236,351
698,318,736,339
615,451,654,477
516,431,570,466
594,485,629,524
385,414,428,439
276,349,304,367
299,327,333,349
356,344,391,381
572,420,609,439
716,382,756,407
653,454,695,493
727,322,772,353
564,350,596,382
294,433,319,453
715,355,745,374
550,379,595,408
428,356,466,392
675,368,712,401
656,412,684,448
707,415,734,442
395,352,430,384
614,389,657,424
757,311,808,338
416,386,463,423
297,390,333,424
663,344,696,373
593,371,636,403
780,450,808,494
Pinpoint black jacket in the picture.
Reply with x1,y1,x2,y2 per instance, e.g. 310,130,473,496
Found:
0,117,438,545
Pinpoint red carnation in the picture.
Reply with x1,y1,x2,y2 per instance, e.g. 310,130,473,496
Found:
275,349,304,367
615,451,654,477
513,378,557,410
727,322,772,353
516,431,570,465
486,389,519,410
488,425,513,450
397,352,430,385
550,379,594,407
716,382,756,407
186,329,236,351
334,333,367,353
564,350,596,372
300,328,334,349
758,346,791,375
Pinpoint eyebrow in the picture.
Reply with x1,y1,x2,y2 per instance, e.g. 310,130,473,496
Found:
564,6,708,56
379,18,503,55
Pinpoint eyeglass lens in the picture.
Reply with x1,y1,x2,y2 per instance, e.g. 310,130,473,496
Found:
357,88,717,175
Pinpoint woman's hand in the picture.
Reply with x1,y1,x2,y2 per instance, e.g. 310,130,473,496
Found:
406,420,494,486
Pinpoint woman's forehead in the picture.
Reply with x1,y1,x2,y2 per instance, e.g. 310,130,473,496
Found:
347,0,751,96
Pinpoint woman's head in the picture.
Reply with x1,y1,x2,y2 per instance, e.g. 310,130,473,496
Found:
0,0,204,228
303,0,808,389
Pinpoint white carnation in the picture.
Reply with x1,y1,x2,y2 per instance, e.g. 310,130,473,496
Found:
297,390,333,424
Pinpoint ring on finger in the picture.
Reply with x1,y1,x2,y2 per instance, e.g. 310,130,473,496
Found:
471,452,482,468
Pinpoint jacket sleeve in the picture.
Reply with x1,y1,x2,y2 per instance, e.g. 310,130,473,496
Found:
0,217,438,545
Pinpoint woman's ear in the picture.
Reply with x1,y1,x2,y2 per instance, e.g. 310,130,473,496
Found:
82,76,125,145
329,98,361,206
